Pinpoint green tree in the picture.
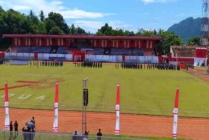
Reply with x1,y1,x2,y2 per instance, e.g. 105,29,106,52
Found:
49,26,64,34
69,24,76,34
187,36,200,46
47,12,69,34
39,10,45,21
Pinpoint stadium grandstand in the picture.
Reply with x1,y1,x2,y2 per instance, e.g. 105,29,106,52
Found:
2,34,161,56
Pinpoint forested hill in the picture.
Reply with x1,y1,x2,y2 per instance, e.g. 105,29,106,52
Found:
167,17,202,43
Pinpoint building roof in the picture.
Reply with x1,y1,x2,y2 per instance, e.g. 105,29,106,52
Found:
2,34,162,40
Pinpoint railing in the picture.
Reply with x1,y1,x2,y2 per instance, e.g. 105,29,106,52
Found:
3,53,159,63
0,131,147,140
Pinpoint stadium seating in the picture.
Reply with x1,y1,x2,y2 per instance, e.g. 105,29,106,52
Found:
57,47,68,54
110,48,144,56
17,46,31,53
93,48,104,55
30,46,52,53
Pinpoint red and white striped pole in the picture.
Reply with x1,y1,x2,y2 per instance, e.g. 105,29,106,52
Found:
4,82,10,130
172,87,179,139
115,84,120,135
53,83,59,132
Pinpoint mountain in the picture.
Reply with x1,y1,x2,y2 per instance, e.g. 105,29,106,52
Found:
167,17,202,43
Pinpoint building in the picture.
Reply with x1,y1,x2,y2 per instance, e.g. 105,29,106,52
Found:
3,34,162,49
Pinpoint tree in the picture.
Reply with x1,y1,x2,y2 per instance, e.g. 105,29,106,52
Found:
47,12,69,34
45,19,57,34
39,10,45,21
69,24,76,34
76,27,86,34
29,10,35,18
187,36,200,46
49,26,64,34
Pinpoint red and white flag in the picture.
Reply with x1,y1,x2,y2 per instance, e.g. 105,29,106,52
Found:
53,83,59,132
115,84,120,135
4,82,10,130
173,87,179,139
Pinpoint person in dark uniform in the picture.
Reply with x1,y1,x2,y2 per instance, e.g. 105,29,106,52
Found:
14,120,18,136
97,129,102,140
10,121,13,136
31,117,35,129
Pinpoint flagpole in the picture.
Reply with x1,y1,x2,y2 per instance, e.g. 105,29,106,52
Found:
4,81,10,130
172,87,179,139
53,82,59,132
115,84,120,135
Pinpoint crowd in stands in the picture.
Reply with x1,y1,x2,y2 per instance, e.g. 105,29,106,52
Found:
17,46,67,54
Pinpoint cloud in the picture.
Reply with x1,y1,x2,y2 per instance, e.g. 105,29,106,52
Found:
141,0,177,3
73,20,131,33
0,0,115,19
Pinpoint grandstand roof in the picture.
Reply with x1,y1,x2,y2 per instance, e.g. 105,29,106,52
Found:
3,34,162,40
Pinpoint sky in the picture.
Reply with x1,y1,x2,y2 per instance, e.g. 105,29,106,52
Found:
0,0,202,33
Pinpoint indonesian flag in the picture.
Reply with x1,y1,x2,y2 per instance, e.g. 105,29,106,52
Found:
53,83,59,132
5,82,10,130
115,84,120,135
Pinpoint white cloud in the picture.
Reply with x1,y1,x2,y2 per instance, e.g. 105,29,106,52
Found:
0,0,115,19
141,0,177,3
73,20,131,33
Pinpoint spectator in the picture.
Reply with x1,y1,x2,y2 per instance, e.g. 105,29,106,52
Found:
31,117,35,129
10,121,13,136
97,129,102,140
14,120,18,136
73,131,78,140
22,127,27,140
83,131,89,140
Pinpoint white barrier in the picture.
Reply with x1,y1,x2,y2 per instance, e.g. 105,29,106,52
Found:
4,53,159,63
125,56,158,63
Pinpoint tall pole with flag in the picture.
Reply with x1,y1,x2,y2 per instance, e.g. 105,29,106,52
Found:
4,82,10,130
53,82,59,132
115,84,120,135
172,87,179,139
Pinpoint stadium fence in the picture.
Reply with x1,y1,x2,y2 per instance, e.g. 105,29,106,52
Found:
0,131,147,140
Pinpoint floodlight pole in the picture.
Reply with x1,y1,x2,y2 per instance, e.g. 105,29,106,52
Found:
82,77,88,135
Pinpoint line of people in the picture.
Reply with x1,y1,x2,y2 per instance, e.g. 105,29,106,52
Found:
30,61,64,67
72,129,102,140
74,62,103,68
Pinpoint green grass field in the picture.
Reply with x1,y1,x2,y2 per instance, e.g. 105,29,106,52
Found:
0,63,209,117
